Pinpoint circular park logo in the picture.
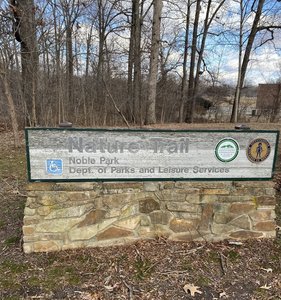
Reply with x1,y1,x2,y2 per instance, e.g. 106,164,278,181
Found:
215,138,239,162
247,138,271,163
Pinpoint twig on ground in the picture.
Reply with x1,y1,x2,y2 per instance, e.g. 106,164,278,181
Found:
123,280,134,300
172,245,204,254
2,179,27,197
228,240,243,246
157,270,190,276
144,261,159,274
218,251,227,276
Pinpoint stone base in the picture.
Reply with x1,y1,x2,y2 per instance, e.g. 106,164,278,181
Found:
23,181,277,253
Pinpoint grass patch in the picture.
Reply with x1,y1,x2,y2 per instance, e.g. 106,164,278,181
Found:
253,287,271,300
227,249,241,262
27,275,42,287
0,220,5,229
43,265,81,289
0,261,27,291
0,278,21,290
0,148,26,180
134,257,155,280
4,235,21,246
207,250,220,263
196,275,211,286
0,260,27,274
180,259,193,271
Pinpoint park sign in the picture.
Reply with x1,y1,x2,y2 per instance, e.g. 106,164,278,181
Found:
25,128,279,182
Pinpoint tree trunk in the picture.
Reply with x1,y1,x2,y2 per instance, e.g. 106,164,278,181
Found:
179,0,190,123
85,23,93,126
185,0,201,123
0,66,20,147
230,0,265,122
145,0,163,125
133,0,142,125
127,0,136,123
231,0,243,123
52,1,63,124
10,0,38,127
193,0,225,94
97,0,106,103
66,25,74,120
185,0,225,123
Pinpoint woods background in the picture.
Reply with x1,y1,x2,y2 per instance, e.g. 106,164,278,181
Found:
0,0,280,134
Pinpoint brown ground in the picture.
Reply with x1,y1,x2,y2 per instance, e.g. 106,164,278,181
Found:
0,124,281,300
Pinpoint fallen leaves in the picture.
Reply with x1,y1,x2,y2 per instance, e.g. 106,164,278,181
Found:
104,283,119,292
261,267,273,273
219,291,228,298
103,275,119,292
74,291,100,300
213,291,229,299
183,283,202,296
259,284,272,290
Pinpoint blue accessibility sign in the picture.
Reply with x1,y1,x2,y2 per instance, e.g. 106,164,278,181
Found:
46,159,63,175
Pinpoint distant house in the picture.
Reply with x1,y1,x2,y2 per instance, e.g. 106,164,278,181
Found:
256,83,281,110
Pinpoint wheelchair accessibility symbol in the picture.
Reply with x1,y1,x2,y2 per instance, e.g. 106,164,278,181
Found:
46,159,63,175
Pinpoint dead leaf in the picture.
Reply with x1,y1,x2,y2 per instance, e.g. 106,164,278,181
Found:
260,284,271,290
261,267,273,273
104,275,111,285
104,285,114,292
104,283,119,292
74,291,99,300
183,283,202,296
219,291,228,298
228,240,243,246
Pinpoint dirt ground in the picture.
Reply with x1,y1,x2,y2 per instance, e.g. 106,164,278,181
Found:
0,125,281,300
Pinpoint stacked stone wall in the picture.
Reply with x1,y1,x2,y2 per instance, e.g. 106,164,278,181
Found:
23,181,277,253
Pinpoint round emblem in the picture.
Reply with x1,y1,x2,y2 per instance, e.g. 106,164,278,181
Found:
215,138,239,162
247,138,271,163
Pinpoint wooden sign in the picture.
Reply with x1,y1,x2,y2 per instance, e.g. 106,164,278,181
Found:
25,128,279,181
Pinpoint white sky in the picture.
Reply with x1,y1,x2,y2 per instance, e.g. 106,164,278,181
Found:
214,45,281,85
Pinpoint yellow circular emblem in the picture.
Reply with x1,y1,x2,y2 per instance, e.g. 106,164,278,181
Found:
246,138,271,163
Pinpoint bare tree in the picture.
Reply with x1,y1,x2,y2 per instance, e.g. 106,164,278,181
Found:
185,0,225,123
10,0,38,126
145,0,163,124
185,0,201,123
230,0,281,122
1,0,280,128
179,0,191,123
0,63,20,147
127,0,143,124
59,0,83,120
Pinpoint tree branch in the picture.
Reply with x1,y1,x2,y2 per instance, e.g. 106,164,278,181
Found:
102,78,130,128
254,28,274,50
257,25,281,31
